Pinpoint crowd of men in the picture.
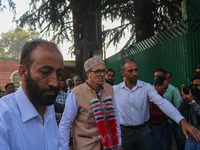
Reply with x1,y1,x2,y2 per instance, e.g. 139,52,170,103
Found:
0,39,200,150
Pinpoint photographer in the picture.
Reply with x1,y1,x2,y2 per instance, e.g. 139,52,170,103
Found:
178,72,200,149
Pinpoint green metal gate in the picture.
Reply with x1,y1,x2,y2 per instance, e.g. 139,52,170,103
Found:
105,0,200,89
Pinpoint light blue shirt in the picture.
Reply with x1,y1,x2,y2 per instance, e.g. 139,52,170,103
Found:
0,86,59,150
59,90,121,150
113,80,184,126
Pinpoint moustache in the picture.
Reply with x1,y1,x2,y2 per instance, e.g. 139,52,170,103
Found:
41,86,60,93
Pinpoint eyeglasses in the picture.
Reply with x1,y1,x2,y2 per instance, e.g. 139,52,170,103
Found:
89,69,107,76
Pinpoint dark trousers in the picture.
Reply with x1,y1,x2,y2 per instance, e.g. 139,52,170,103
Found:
149,123,166,150
165,120,185,150
121,124,152,150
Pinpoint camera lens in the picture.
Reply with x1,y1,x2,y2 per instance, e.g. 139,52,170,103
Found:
183,85,191,95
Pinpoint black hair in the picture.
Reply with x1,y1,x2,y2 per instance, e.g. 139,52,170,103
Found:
191,72,200,82
60,79,65,82
5,83,15,90
154,76,167,86
154,68,166,75
166,71,172,78
106,68,115,75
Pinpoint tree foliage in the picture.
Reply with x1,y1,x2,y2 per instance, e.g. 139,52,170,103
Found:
0,0,16,12
18,0,72,44
0,27,40,60
16,0,182,51
2,0,183,76
102,0,182,49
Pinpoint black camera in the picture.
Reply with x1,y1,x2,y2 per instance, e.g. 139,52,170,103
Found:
183,84,198,96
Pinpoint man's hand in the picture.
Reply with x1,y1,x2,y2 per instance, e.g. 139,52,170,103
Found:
181,84,193,103
180,119,200,141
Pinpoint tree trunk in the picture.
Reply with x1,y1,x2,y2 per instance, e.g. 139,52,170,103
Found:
72,0,102,79
135,0,154,42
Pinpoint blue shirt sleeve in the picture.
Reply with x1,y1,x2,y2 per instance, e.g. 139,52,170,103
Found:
59,92,78,150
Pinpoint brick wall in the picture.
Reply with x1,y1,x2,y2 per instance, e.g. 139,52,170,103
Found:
0,60,76,91
0,60,20,91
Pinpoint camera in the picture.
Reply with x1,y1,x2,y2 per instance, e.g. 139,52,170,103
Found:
183,84,198,96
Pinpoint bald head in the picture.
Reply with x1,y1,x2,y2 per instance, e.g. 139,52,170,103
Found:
20,39,62,68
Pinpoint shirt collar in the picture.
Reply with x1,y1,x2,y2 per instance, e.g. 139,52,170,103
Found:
15,86,54,123
120,80,143,90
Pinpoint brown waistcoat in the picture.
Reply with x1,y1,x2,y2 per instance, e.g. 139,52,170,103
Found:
71,82,114,150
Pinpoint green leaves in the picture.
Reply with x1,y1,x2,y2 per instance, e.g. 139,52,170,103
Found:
0,26,39,60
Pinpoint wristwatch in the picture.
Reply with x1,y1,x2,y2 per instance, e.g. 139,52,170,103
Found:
189,100,195,105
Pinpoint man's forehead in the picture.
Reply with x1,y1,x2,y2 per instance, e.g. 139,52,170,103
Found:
33,44,60,55
167,73,171,77
91,64,106,70
155,71,164,75
125,61,137,66
193,79,200,83
108,71,114,74
30,44,63,66
75,77,81,80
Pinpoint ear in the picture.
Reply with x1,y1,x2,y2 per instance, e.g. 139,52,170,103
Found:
19,65,28,82
121,70,124,77
86,71,90,78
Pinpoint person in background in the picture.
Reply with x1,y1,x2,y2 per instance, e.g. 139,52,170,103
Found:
60,79,67,93
73,75,84,87
114,59,200,150
66,79,73,94
149,76,169,150
0,39,64,150
55,90,68,126
154,69,184,150
166,71,181,99
105,68,115,86
59,56,121,150
3,83,15,96
196,65,200,72
178,71,200,149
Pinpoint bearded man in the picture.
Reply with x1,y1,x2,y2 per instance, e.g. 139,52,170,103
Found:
0,39,64,150
105,68,115,86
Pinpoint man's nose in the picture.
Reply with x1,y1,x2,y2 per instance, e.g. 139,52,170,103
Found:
133,71,137,76
48,73,59,87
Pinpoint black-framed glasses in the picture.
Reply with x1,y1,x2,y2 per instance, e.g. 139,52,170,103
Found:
89,69,107,76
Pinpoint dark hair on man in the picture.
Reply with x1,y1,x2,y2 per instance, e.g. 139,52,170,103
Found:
154,76,167,86
154,68,167,75
121,59,136,71
197,65,200,69
5,83,15,90
191,72,200,82
20,39,59,68
166,71,172,78
60,79,65,82
106,68,115,75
